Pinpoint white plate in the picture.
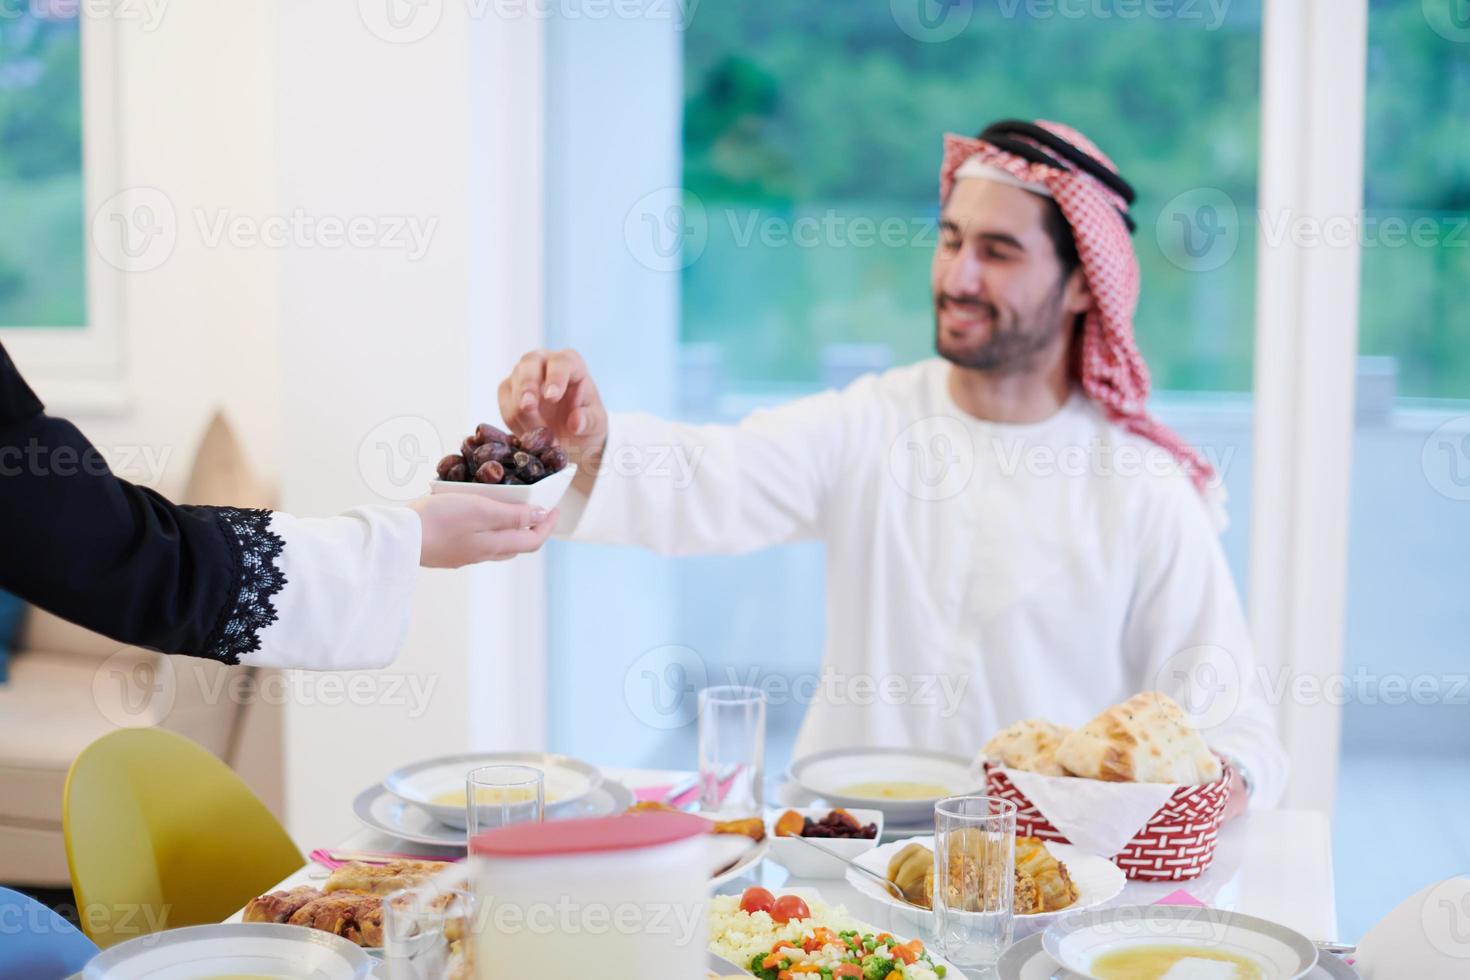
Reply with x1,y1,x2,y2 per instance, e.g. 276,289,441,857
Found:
353,778,635,846
847,836,1127,937
998,931,1359,980
430,462,577,510
1044,905,1319,979
383,751,603,829
765,807,885,878
788,748,984,825
84,923,372,979
708,831,771,890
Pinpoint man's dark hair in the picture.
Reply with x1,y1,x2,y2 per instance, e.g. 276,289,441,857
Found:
1040,198,1081,282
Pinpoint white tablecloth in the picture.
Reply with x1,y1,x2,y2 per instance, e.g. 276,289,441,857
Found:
230,766,1340,974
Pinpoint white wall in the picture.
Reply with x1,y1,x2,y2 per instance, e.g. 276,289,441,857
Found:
275,0,544,845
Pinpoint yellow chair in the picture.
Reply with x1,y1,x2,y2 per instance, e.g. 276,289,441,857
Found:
63,727,303,948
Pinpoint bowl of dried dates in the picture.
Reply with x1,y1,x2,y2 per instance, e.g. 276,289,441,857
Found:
429,423,577,509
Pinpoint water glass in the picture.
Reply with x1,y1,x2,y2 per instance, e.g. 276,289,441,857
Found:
932,795,1017,970
464,764,544,839
697,686,766,817
383,862,475,979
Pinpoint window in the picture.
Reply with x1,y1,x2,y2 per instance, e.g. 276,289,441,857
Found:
0,7,85,329
1333,0,1470,941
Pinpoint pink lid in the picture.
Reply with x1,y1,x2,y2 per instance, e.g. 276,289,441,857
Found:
469,811,709,858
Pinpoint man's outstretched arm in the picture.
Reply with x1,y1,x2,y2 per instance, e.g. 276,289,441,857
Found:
497,348,864,555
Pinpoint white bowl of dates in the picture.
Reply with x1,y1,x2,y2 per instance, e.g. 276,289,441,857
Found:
765,806,884,878
430,423,578,510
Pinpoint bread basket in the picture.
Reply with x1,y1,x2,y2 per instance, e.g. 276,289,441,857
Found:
983,759,1236,881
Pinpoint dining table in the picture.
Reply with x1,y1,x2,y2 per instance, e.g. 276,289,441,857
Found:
229,765,1341,977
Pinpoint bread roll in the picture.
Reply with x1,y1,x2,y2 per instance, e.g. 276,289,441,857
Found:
1054,691,1222,784
982,719,1072,776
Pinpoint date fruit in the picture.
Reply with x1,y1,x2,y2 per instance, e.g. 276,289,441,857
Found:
437,422,569,487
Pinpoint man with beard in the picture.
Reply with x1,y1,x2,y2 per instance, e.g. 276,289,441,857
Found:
500,120,1286,810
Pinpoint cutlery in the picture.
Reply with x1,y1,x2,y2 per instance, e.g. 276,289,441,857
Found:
781,833,928,910
660,772,701,806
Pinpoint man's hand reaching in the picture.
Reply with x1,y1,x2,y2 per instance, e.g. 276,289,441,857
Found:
498,348,607,496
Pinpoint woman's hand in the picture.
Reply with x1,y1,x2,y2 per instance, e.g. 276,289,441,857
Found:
408,494,559,568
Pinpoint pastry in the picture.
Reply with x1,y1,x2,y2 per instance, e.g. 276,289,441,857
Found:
242,885,323,924
324,859,452,896
1016,836,1079,911
288,891,383,947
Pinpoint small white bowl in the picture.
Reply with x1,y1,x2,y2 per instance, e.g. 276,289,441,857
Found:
430,463,577,511
765,806,884,879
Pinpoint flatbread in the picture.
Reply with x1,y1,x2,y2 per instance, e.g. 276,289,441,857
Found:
1054,692,1222,784
982,719,1072,776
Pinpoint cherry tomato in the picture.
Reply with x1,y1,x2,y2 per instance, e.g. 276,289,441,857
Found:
770,894,811,924
739,887,776,915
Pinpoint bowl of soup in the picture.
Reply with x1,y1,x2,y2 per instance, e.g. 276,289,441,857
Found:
383,751,603,829
788,748,984,824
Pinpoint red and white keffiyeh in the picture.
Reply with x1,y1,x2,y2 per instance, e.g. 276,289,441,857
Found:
941,121,1219,501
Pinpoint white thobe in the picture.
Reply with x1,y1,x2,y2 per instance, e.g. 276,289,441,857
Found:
560,359,1288,806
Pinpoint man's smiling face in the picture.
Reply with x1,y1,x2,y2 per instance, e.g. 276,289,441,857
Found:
931,178,1090,373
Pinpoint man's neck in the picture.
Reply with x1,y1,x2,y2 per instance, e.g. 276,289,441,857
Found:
946,356,1073,424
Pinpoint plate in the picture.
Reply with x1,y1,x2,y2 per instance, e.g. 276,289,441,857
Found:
353,778,635,846
84,923,372,979
788,748,984,825
708,834,776,893
383,751,604,829
430,463,577,510
1044,905,1319,979
998,931,1360,979
847,836,1127,936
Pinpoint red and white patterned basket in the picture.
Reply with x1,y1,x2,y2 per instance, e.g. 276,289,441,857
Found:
983,760,1235,881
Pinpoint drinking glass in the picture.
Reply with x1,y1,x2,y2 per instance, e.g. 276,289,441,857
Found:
464,764,544,839
697,686,765,817
383,862,475,980
932,795,1017,970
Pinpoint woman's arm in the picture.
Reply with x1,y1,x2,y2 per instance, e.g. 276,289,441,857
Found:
0,343,555,668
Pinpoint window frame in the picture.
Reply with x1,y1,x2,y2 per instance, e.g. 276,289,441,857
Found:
0,13,130,412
